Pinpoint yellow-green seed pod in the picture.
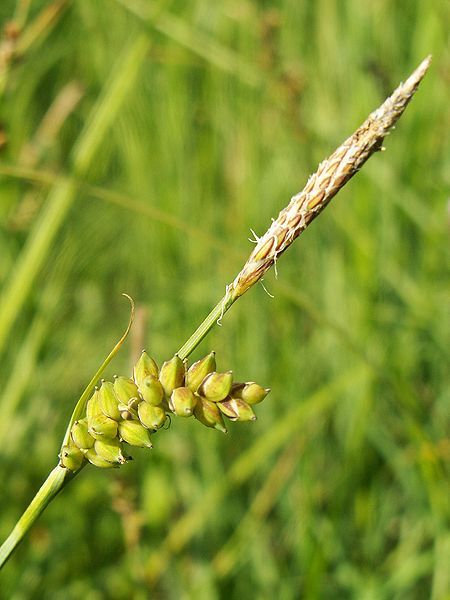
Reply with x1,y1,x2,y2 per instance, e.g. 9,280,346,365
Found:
138,401,166,430
60,445,85,471
169,386,197,417
84,447,119,468
94,437,127,464
86,388,102,423
98,380,121,421
159,355,185,397
193,397,227,433
219,398,256,422
88,413,118,440
133,350,159,386
217,399,237,419
71,418,95,450
232,382,270,405
118,420,153,448
198,371,233,402
185,352,216,392
139,375,164,406
113,375,140,405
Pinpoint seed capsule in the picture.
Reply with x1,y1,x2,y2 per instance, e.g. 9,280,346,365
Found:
84,447,119,468
231,382,270,405
198,371,233,402
218,398,256,422
139,375,164,406
118,420,153,448
138,402,166,430
185,352,216,392
86,388,102,423
88,413,118,440
98,381,121,421
169,386,197,417
114,375,140,404
133,351,159,386
94,438,127,464
71,418,95,450
159,355,185,397
217,399,238,419
60,445,85,471
193,397,227,433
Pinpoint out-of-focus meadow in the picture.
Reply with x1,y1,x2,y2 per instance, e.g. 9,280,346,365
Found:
0,1,449,598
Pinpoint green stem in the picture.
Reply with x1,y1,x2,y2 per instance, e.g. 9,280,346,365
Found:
0,296,134,570
0,465,77,569
0,285,237,568
177,290,236,360
0,290,235,570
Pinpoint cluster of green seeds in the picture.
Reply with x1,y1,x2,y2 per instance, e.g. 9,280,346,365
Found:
59,351,270,471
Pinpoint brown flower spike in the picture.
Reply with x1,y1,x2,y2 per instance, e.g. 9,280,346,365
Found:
229,56,431,300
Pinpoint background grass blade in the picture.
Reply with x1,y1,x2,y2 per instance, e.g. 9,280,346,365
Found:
0,35,149,356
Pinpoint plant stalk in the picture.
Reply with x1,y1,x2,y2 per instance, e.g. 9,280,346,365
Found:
177,290,236,360
0,296,134,570
0,466,76,568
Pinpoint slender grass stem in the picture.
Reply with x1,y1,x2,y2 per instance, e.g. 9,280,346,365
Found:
0,466,75,568
0,297,134,569
177,291,236,360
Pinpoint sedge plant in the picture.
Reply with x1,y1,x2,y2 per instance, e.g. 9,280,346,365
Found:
0,55,431,569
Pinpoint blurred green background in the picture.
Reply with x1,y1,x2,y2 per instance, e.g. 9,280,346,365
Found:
0,1,449,598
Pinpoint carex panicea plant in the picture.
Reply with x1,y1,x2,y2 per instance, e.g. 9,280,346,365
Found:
0,56,431,569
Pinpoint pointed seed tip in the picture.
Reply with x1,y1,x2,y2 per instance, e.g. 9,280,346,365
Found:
414,55,432,77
